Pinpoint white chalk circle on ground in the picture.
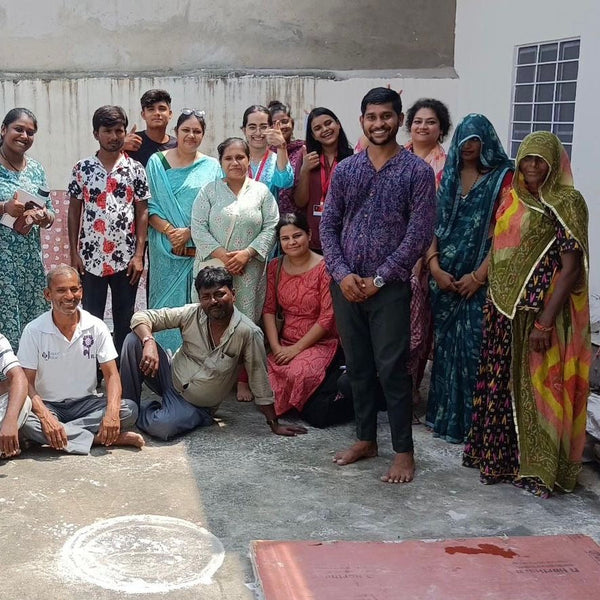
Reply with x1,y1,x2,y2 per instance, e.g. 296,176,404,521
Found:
60,514,225,594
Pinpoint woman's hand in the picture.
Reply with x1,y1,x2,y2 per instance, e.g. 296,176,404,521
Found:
167,227,191,255
432,267,457,293
224,250,251,275
454,273,482,299
4,193,25,218
265,122,286,149
301,149,320,173
529,327,553,354
273,344,302,365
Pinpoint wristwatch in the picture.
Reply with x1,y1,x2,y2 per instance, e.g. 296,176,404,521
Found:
373,274,385,288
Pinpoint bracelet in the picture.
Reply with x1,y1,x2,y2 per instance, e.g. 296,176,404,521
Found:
266,418,278,429
162,223,173,234
534,320,553,333
471,271,486,285
425,252,440,266
141,335,155,345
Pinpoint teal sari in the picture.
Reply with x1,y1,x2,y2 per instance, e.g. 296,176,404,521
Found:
147,152,220,352
426,114,514,442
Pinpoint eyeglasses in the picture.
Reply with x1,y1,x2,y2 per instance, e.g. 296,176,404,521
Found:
245,124,269,132
181,108,206,119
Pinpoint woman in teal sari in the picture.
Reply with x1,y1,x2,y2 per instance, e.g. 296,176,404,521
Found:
425,114,513,443
146,110,220,352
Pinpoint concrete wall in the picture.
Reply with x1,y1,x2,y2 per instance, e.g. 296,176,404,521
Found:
1,0,455,72
454,0,600,306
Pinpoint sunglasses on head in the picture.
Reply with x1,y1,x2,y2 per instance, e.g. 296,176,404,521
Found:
181,109,206,119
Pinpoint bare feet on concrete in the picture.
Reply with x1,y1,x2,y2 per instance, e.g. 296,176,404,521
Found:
236,381,253,402
333,441,378,466
114,431,145,448
381,451,415,483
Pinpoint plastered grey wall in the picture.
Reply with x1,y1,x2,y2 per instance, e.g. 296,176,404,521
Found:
0,0,455,73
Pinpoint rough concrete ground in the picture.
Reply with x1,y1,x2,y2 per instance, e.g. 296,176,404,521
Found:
2,381,600,600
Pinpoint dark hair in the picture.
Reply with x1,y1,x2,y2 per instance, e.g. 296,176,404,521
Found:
360,87,402,116
175,111,206,134
92,105,128,132
1,108,38,141
305,107,353,159
195,267,233,294
276,212,310,238
241,105,271,128
140,89,172,109
217,137,250,161
405,98,451,142
268,100,291,119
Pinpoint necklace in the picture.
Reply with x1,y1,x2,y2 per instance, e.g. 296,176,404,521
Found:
461,172,482,198
0,147,24,172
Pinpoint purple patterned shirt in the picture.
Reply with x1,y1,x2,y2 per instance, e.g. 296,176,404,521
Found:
320,147,436,284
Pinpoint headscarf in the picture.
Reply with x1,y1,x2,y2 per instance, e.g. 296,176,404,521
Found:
435,113,513,242
489,131,589,318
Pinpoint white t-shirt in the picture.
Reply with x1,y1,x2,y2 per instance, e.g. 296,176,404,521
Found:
17,308,117,403
0,333,20,377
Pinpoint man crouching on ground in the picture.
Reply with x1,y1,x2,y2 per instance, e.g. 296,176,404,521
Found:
18,266,144,454
120,266,308,440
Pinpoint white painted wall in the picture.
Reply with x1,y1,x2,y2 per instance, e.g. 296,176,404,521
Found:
454,0,600,305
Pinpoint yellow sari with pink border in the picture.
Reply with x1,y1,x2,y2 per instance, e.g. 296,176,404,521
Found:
489,132,590,491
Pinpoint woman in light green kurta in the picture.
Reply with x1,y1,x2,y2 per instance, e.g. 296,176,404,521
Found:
191,137,279,323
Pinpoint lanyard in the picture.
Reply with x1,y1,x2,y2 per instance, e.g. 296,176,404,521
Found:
319,154,338,205
248,150,270,181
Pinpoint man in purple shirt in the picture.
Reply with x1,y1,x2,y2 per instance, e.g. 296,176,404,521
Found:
320,87,436,484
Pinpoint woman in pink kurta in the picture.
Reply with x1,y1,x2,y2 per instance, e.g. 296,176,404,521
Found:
263,213,349,426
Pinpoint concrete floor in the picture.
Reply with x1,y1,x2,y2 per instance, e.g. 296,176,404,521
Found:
2,386,600,600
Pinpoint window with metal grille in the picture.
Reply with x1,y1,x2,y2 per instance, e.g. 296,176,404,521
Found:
510,38,579,159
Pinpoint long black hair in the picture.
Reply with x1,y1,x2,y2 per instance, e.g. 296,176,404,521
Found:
305,107,353,159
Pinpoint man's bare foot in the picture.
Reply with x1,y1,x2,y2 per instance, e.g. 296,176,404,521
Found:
237,381,253,402
0,448,21,459
333,441,378,466
114,431,145,448
381,451,415,483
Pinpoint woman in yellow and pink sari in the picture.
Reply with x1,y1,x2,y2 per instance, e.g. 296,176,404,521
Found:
463,131,590,497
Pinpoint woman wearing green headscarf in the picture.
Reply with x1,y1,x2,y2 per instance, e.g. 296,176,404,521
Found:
425,114,513,443
463,131,590,497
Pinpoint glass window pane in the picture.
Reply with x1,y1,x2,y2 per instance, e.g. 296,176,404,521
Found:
537,63,556,82
513,104,532,121
558,61,578,81
511,141,521,158
518,46,537,65
535,84,555,102
516,65,536,83
534,105,553,121
533,122,552,132
560,40,580,61
512,122,532,140
556,82,577,102
563,144,572,159
552,123,574,143
554,103,575,122
514,85,534,102
539,43,558,63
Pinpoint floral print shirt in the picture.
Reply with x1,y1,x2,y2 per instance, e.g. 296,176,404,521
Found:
68,153,150,277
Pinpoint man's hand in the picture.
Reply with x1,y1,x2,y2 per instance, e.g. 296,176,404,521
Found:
127,255,144,285
340,274,368,302
123,124,142,153
0,421,20,457
272,423,308,436
97,413,121,446
361,277,380,299
139,339,159,377
70,253,86,276
224,250,250,275
39,413,68,450
273,344,301,365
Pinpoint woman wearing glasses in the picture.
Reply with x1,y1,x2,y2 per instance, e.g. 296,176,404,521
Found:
146,109,220,352
241,105,293,206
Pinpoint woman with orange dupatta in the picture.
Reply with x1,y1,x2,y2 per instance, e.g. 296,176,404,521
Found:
463,131,590,497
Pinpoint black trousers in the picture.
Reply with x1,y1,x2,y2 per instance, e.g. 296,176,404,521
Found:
82,269,138,357
330,280,413,453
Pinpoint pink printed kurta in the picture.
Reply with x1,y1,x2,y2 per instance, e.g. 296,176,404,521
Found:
263,258,338,416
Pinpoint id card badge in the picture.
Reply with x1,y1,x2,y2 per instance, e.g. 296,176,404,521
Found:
313,203,324,218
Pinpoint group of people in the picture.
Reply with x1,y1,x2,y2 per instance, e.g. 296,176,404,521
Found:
0,85,590,498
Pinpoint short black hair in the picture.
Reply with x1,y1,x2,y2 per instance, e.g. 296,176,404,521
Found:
276,212,310,238
92,105,128,132
405,98,452,142
140,89,172,109
217,137,249,161
195,267,233,295
360,87,402,116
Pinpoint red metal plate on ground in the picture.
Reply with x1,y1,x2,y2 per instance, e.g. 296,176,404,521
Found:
252,535,600,599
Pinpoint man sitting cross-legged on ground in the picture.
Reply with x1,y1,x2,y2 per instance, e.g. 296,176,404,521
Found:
18,266,145,454
0,332,31,459
120,266,308,440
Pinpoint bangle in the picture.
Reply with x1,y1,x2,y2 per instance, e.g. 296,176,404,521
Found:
266,418,278,429
471,271,486,285
0,202,4,216
162,223,172,234
534,320,553,333
425,252,440,266
141,335,155,346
